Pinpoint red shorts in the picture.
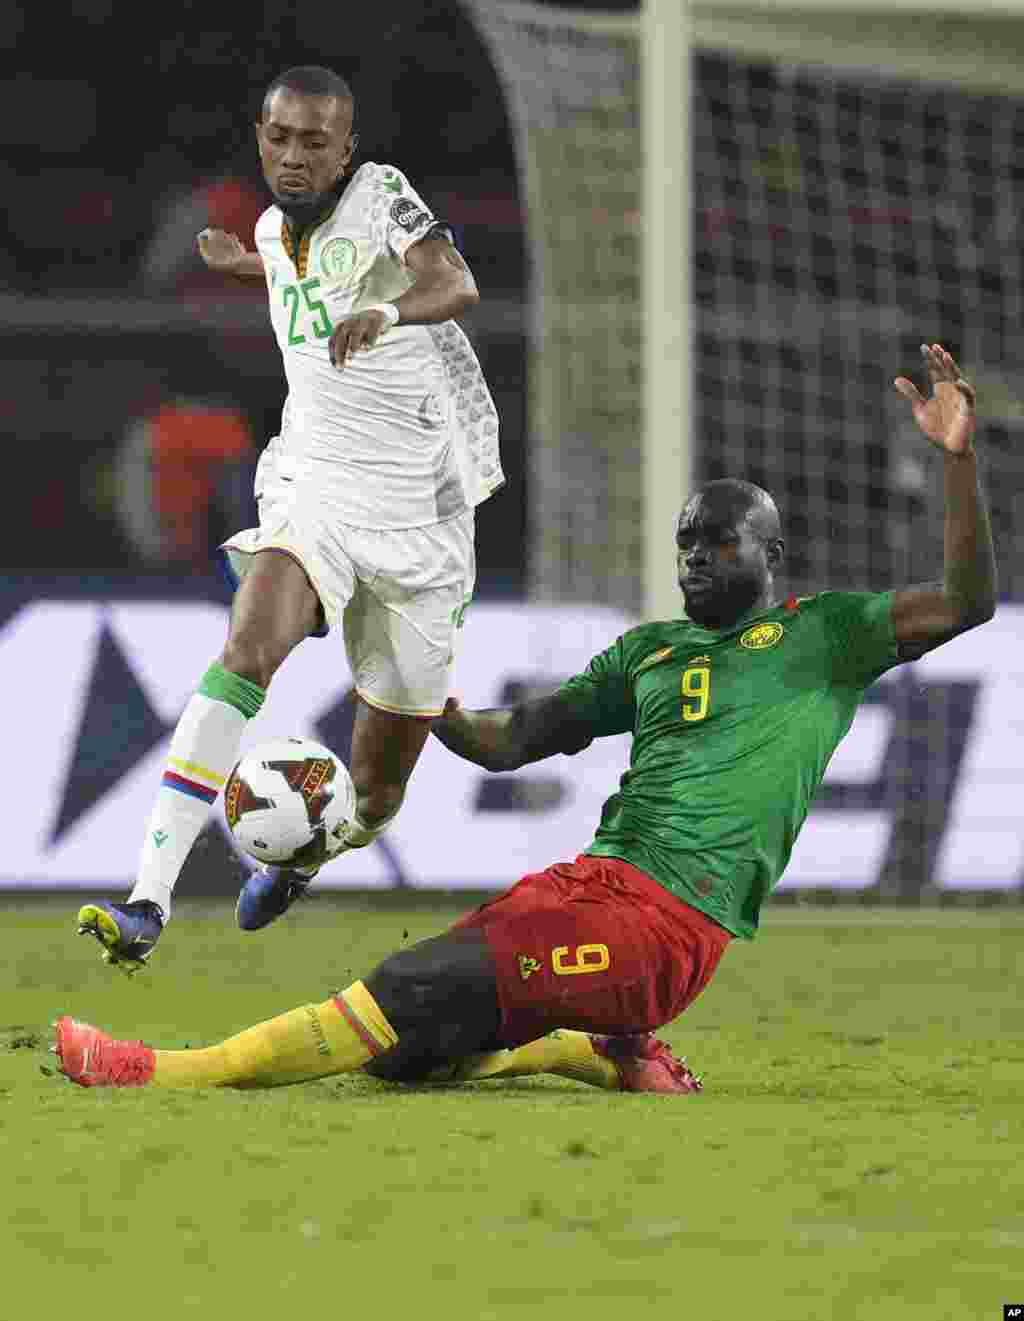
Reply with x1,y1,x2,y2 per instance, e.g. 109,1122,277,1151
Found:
451,854,732,1049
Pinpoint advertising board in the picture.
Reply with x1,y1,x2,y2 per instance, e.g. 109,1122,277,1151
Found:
5,596,1021,893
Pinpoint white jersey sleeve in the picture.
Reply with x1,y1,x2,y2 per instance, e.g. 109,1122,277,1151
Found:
367,165,450,264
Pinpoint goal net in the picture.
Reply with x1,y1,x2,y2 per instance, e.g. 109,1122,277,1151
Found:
466,0,1024,898
468,1,643,608
469,0,1024,609
693,41,1024,599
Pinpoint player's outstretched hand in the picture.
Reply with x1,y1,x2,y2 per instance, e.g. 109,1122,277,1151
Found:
894,343,976,456
328,310,391,369
197,229,252,275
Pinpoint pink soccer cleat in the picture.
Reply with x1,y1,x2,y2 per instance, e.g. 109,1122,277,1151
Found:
52,1016,156,1088
592,1033,703,1094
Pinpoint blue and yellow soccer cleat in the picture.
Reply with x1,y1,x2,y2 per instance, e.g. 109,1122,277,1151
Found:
235,865,316,931
76,900,164,974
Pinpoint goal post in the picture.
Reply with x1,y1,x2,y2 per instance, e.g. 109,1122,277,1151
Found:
468,0,691,619
643,0,690,622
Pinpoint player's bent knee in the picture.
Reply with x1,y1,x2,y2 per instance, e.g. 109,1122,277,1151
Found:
364,1046,444,1085
365,932,501,1048
364,948,443,1030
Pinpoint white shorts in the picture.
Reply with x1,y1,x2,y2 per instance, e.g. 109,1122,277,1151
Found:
220,442,475,717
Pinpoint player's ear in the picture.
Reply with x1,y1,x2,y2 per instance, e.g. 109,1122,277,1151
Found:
766,538,785,570
339,132,359,176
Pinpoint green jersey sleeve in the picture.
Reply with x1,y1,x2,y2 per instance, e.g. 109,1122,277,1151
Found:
819,590,901,688
557,635,635,738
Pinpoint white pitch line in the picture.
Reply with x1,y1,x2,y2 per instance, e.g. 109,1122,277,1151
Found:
762,907,1024,928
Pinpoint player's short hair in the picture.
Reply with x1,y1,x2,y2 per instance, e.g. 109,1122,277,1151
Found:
261,66,354,120
684,478,783,544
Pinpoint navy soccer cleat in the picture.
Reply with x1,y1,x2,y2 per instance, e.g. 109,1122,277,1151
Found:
235,865,317,931
76,899,165,975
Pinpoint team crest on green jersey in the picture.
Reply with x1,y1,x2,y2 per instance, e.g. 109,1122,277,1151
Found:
320,237,357,280
740,621,784,650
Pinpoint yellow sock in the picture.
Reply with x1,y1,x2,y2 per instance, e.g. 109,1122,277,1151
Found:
152,981,398,1088
450,1030,621,1090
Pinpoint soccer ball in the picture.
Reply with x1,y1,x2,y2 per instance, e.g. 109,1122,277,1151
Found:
224,737,356,868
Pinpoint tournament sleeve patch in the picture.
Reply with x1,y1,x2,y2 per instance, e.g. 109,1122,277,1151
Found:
390,197,432,234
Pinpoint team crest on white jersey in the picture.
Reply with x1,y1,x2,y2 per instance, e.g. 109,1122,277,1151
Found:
320,237,357,280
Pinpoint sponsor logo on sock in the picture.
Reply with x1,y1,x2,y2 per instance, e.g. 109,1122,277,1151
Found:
303,1005,331,1057
517,954,542,981
152,830,168,848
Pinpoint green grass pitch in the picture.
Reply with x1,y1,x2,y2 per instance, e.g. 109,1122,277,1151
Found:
3,897,1023,1321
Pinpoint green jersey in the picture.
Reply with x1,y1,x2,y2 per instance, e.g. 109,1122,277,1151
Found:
557,591,901,939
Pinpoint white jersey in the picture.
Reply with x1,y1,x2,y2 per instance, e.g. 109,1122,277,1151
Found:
254,162,503,529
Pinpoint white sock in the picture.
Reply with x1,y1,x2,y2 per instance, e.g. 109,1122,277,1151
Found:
129,665,264,919
336,800,403,852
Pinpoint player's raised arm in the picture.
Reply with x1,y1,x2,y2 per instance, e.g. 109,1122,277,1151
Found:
889,344,997,659
432,694,595,772
196,228,266,280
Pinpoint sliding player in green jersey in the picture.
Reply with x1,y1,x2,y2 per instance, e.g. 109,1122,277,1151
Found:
55,344,996,1096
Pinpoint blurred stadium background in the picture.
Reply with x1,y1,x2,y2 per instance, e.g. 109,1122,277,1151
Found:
6,0,1024,903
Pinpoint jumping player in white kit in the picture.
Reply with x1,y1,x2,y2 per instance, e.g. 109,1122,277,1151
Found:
75,65,503,970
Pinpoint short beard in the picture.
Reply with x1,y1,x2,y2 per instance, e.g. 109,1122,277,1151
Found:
683,577,764,629
272,178,344,227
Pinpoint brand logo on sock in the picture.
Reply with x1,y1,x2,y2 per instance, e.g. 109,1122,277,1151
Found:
517,954,542,982
152,830,168,848
304,1005,331,1057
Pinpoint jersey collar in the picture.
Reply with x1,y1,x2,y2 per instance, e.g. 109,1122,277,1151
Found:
280,194,343,279
680,597,783,636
